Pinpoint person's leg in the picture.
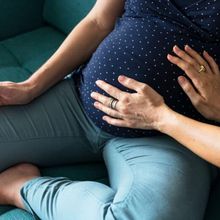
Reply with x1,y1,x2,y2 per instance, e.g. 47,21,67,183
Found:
0,163,40,209
14,135,213,220
103,136,213,220
0,78,105,172
0,77,114,213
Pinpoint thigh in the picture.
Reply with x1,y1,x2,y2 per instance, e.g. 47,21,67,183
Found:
103,135,212,220
0,78,102,171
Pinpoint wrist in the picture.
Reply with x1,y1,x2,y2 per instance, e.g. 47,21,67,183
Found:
154,105,177,134
19,78,40,101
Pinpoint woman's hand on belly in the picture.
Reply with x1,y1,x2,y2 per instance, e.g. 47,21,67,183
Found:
167,45,220,123
91,75,169,130
91,74,220,167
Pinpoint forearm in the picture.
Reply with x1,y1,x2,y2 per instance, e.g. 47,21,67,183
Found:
158,106,220,167
25,18,111,99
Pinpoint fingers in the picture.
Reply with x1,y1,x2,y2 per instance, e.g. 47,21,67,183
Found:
167,54,199,82
102,115,129,127
118,75,154,94
203,51,220,75
178,76,202,106
172,45,200,70
91,92,113,107
94,101,122,119
184,45,211,73
95,80,125,100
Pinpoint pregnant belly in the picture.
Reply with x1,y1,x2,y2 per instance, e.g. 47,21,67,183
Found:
77,18,219,137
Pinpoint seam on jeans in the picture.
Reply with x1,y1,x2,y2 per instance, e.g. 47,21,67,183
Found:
84,188,114,205
109,145,136,207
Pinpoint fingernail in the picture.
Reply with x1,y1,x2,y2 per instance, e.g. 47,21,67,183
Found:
167,54,173,59
203,50,208,55
174,45,179,51
118,75,126,81
185,45,191,50
96,80,102,85
178,76,185,85
90,92,95,97
94,102,99,107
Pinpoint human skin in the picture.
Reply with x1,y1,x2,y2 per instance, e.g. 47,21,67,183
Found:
0,0,125,209
91,45,220,167
0,0,219,211
0,0,125,106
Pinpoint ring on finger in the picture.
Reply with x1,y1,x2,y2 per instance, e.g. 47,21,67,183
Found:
198,65,206,73
108,98,114,108
111,99,118,110
108,98,118,110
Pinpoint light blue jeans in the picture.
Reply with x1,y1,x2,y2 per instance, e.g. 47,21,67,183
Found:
0,78,215,220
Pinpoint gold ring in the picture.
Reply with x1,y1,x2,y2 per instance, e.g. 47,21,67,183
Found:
199,65,206,73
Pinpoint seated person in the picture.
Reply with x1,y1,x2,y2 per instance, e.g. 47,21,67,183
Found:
0,0,219,220
74,0,220,137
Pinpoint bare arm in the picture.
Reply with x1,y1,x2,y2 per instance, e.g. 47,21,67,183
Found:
92,75,220,167
0,0,124,106
159,106,220,167
26,0,125,99
91,44,220,167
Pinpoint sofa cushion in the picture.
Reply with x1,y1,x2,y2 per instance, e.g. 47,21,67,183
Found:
0,67,31,83
0,209,33,220
1,26,65,79
0,44,30,81
0,44,18,67
43,0,96,34
0,0,45,41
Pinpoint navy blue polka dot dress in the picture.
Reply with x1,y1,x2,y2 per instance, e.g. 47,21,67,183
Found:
73,0,220,137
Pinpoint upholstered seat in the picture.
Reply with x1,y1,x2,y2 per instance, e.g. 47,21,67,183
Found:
0,0,219,219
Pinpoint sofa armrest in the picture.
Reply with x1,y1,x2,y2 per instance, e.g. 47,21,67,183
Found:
0,0,45,40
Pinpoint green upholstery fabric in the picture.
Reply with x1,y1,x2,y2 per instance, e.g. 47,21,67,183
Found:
0,0,220,219
43,0,96,34
2,26,65,74
0,43,30,81
0,0,45,41
0,44,18,67
0,209,33,220
0,67,30,83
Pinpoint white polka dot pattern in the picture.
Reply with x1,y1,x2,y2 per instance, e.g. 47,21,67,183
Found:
74,0,220,137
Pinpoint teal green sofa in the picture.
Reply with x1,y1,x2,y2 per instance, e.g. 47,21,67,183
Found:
0,0,219,219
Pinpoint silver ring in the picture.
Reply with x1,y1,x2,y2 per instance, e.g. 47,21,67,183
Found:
109,98,118,110
108,98,115,108
111,99,118,110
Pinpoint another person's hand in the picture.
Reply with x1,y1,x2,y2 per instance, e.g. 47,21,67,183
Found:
0,81,33,106
91,75,168,130
167,45,220,122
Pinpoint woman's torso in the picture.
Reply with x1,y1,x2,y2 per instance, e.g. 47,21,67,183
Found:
74,0,220,137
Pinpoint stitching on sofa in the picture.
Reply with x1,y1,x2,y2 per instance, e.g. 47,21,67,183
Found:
0,43,32,75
